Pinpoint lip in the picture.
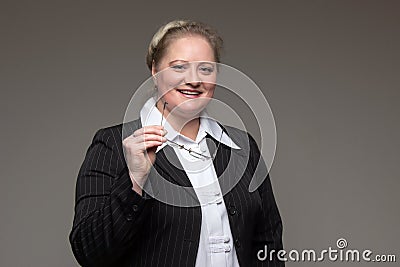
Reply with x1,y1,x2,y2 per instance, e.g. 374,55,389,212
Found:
176,88,203,99
176,88,202,92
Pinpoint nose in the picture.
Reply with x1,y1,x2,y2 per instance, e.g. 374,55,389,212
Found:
185,65,201,87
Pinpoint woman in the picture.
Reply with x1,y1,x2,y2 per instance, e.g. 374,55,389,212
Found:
69,20,284,267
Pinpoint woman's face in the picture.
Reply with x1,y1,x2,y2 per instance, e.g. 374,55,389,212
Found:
152,35,217,120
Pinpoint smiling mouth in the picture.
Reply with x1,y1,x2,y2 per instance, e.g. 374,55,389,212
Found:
176,89,202,96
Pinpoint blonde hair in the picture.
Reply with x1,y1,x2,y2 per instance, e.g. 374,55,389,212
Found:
146,20,223,70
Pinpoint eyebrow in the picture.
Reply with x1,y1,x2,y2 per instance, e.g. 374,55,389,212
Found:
168,60,188,65
168,60,215,66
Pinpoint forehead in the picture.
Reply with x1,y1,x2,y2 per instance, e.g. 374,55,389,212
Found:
162,35,215,62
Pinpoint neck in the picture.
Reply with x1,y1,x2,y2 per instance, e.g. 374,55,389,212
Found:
156,100,200,141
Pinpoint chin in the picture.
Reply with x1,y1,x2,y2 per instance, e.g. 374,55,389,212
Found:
175,97,211,114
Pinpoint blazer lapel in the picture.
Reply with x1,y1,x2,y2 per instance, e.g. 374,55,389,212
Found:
205,140,250,239
154,145,193,187
145,145,200,206
206,132,248,207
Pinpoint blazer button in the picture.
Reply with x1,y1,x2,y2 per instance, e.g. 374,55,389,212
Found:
229,206,237,216
132,205,139,212
126,213,133,221
235,239,241,248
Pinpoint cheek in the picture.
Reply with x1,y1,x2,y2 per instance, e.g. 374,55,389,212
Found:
157,73,185,92
157,82,178,102
203,83,216,96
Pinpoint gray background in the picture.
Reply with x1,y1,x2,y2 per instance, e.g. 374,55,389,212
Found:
1,0,399,266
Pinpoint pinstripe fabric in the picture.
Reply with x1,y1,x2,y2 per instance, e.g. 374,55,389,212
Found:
69,119,284,266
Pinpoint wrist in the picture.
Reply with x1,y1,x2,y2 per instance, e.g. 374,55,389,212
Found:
132,181,143,196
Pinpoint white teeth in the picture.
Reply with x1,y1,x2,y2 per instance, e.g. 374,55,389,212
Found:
179,90,200,95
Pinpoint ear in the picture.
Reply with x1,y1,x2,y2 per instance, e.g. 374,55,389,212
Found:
151,60,157,76
151,60,159,92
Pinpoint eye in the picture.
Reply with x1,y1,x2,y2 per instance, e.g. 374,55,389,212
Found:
198,64,215,75
171,63,188,72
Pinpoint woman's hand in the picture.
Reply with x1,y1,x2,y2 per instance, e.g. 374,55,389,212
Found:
122,125,167,195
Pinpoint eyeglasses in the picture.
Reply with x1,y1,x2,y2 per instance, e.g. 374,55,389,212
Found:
159,100,223,161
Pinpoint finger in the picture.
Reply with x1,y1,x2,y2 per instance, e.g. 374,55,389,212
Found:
136,134,167,143
139,140,165,152
133,125,166,137
125,133,167,145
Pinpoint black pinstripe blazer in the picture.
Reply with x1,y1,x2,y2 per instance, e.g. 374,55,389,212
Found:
69,118,284,267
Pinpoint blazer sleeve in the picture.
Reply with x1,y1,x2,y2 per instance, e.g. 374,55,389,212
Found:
248,134,285,267
69,127,152,266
